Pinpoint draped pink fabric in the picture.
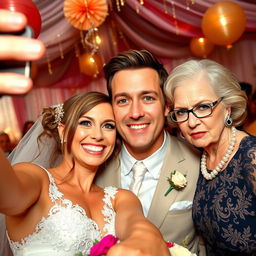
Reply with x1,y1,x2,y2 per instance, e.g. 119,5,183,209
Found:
4,0,256,138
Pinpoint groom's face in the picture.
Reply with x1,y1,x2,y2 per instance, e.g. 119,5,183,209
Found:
111,67,168,159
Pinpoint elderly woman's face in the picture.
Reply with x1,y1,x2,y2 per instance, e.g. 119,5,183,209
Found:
173,73,229,150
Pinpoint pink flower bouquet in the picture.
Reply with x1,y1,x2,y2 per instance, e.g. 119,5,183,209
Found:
75,234,197,256
89,235,119,256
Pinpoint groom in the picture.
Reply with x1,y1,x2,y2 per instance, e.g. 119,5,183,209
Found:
95,49,205,255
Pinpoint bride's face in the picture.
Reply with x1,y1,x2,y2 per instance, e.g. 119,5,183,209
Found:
71,102,116,168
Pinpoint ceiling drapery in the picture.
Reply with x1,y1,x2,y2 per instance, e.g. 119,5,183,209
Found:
31,0,256,88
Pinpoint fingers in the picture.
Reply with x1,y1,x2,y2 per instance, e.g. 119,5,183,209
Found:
0,10,27,32
0,73,33,95
0,9,46,95
0,36,45,60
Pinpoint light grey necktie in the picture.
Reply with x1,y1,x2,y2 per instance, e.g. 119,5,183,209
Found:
129,161,147,196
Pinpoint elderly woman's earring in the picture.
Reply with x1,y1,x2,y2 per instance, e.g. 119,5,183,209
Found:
224,114,233,127
179,131,185,140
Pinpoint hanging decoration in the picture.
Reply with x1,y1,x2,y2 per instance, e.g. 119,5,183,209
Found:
190,37,214,58
201,1,246,47
63,0,108,31
79,52,103,77
83,27,100,56
0,0,41,38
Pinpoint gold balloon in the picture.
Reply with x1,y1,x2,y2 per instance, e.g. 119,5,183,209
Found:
201,1,246,46
190,37,215,58
79,53,102,77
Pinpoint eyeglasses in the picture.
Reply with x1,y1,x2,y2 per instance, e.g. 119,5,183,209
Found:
169,97,223,123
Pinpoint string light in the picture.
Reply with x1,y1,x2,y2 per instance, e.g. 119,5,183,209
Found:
174,20,179,35
74,43,80,58
46,50,53,75
95,35,102,45
57,34,64,59
171,1,176,19
116,0,121,11
136,2,140,14
80,31,86,49
186,0,190,10
163,0,168,14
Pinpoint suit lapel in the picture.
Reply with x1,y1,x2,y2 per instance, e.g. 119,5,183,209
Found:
147,134,189,227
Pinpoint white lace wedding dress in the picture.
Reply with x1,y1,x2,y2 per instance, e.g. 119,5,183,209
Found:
7,167,117,256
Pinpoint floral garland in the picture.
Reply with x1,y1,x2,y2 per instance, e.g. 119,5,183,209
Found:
75,234,197,256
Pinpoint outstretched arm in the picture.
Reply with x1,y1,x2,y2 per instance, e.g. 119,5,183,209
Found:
0,148,42,216
0,9,45,95
108,189,170,256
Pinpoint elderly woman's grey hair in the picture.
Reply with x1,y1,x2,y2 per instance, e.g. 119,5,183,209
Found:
164,59,247,127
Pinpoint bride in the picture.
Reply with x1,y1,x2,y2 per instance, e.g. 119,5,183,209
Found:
0,91,170,256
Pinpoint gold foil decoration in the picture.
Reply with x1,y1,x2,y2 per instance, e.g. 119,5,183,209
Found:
171,1,176,19
74,43,80,58
163,0,168,14
186,0,190,10
136,2,140,13
46,50,53,75
57,34,64,59
80,30,86,49
116,0,121,11
174,19,179,35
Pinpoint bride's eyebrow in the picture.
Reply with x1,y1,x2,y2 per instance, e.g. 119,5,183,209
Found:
79,116,115,123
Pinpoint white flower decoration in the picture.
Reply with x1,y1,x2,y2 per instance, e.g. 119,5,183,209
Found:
165,170,187,196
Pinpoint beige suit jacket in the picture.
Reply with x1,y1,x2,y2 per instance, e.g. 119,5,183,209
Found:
95,133,206,255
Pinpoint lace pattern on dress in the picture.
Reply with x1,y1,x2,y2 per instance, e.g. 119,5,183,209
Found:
102,186,117,235
8,166,118,256
192,136,256,256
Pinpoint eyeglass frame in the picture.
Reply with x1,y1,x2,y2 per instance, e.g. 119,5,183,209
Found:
169,97,224,123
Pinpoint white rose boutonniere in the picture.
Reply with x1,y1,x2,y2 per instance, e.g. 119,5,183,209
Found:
169,243,197,256
164,170,187,196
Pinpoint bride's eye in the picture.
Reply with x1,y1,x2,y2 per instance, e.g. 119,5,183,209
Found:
103,123,116,130
79,120,91,127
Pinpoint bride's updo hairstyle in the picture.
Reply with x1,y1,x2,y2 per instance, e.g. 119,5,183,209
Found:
164,59,247,127
39,91,115,166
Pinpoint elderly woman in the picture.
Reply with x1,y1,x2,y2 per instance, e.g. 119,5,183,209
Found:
164,59,256,256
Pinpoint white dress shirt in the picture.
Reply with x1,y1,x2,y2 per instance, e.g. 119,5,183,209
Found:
120,132,168,216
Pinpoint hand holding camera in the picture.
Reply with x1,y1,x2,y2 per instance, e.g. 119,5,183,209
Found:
0,9,45,95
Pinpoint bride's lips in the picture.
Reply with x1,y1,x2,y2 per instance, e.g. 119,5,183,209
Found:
190,131,206,139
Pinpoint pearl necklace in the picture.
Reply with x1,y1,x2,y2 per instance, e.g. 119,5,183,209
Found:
201,126,237,180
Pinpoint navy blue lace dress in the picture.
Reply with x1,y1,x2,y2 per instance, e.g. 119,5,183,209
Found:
192,136,256,256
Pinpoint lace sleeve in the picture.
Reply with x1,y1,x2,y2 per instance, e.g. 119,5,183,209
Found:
244,137,256,195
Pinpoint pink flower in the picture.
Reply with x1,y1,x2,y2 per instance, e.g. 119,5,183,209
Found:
89,234,119,256
166,241,174,248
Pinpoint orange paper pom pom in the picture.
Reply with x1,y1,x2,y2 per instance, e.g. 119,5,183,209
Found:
64,0,108,30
